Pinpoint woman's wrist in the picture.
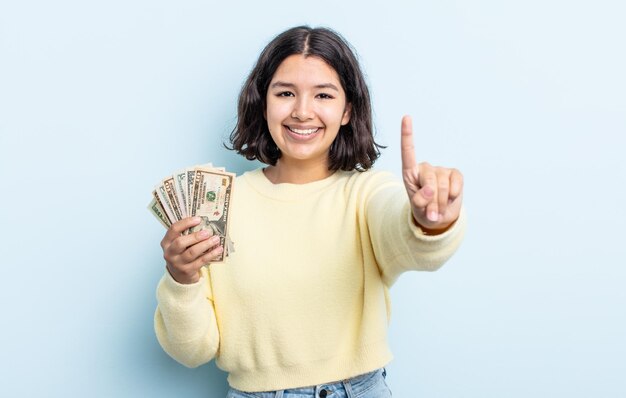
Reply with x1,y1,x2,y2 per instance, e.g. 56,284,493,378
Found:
413,216,456,235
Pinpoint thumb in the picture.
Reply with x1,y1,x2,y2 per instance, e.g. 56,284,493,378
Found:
411,184,435,209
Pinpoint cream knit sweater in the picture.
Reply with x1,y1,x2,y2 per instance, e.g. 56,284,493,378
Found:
154,168,466,392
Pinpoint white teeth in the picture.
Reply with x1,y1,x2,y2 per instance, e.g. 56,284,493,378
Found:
289,127,319,136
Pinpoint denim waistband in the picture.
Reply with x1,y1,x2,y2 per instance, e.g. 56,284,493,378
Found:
226,367,389,398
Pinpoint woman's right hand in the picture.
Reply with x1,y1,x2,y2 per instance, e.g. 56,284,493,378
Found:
160,217,224,284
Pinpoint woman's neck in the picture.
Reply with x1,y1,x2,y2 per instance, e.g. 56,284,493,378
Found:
263,158,332,184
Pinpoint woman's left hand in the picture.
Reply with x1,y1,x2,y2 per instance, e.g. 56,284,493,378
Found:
400,115,463,234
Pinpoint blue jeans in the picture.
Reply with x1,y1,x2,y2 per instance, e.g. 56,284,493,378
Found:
226,368,392,398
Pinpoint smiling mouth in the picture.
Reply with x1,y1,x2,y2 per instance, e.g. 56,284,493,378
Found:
287,126,320,136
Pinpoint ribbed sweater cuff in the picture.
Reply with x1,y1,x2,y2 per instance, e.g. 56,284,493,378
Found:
157,271,207,307
407,204,467,243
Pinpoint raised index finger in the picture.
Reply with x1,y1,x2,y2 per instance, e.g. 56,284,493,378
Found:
401,115,417,170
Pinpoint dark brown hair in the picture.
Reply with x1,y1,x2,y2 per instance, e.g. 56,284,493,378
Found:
228,26,383,171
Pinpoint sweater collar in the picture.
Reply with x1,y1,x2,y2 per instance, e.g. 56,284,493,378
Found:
243,168,346,201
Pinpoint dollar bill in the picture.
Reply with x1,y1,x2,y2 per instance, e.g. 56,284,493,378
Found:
164,176,186,222
185,168,197,220
173,169,189,218
185,163,214,216
154,187,177,225
189,167,235,263
147,197,171,229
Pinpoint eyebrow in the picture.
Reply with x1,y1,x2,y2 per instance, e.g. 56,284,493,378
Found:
270,81,340,91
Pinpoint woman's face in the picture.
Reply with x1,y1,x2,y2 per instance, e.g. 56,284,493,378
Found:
265,54,351,167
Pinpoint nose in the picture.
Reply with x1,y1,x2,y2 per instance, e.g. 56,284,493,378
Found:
291,97,314,121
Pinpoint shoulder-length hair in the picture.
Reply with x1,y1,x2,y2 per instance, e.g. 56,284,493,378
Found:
228,26,383,171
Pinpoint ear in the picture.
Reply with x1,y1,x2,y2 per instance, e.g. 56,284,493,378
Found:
341,103,352,126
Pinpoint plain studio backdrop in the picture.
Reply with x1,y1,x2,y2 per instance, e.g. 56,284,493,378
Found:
1,1,624,397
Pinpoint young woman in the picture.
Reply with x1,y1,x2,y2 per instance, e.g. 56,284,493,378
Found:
155,26,466,397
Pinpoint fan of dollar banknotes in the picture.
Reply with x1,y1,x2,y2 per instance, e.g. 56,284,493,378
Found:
148,163,235,263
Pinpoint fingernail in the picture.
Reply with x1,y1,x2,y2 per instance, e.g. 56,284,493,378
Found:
216,246,224,253
428,211,439,222
423,186,434,198
198,230,209,238
210,236,220,244
193,216,201,223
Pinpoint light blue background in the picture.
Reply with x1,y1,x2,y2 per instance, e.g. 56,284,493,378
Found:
1,0,624,397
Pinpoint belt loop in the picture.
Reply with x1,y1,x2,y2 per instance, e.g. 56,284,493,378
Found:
342,379,354,398
274,390,284,398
